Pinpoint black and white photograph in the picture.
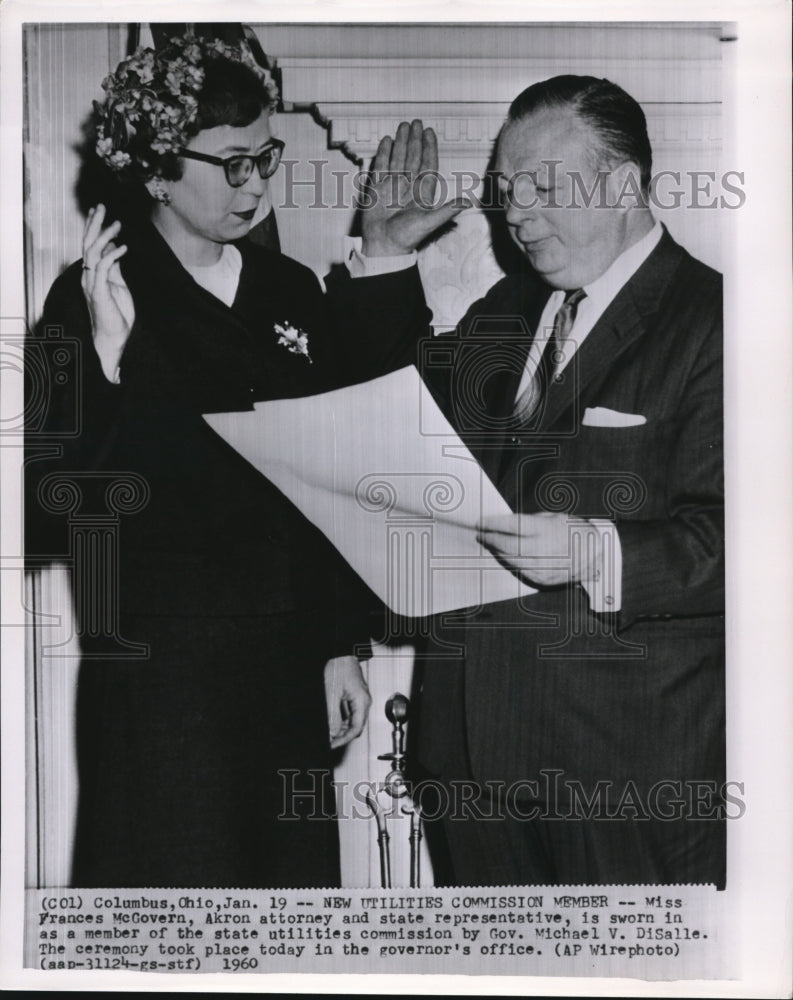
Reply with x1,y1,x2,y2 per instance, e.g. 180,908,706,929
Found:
1,1,791,995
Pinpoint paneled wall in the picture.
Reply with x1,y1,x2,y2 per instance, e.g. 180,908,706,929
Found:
24,21,726,889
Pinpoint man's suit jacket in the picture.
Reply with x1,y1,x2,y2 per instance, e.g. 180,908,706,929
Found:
336,227,725,808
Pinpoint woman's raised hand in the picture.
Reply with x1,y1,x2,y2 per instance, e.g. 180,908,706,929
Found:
359,119,472,258
81,204,135,381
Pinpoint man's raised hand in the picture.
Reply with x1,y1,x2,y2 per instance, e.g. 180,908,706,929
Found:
360,119,472,257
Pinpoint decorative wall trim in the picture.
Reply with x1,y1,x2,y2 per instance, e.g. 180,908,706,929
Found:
312,102,722,164
279,55,723,105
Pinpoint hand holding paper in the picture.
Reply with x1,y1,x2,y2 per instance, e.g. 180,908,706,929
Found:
478,512,601,587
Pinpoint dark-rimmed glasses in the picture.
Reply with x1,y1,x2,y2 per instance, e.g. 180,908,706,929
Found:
179,139,285,187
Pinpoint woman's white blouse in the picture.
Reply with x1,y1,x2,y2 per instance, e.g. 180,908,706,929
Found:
183,243,243,307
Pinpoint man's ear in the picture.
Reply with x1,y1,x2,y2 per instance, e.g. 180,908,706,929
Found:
606,161,647,211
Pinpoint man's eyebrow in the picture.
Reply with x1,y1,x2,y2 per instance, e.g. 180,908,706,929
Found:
494,169,540,188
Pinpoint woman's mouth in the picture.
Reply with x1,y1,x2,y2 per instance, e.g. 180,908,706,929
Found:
232,209,257,221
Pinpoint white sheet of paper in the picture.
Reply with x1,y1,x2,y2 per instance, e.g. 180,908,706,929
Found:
204,365,535,617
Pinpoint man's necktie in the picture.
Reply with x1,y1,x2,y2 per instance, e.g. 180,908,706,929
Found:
512,287,587,423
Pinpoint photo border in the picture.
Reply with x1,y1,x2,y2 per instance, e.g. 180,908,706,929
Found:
1,1,791,995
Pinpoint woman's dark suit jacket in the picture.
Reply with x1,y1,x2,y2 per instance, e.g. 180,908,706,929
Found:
25,220,430,888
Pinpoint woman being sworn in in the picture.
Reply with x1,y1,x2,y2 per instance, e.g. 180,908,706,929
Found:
29,33,445,890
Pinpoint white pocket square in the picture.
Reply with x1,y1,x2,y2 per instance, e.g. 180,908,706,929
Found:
582,406,647,428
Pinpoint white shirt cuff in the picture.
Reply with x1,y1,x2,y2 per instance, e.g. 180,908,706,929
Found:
580,519,622,612
344,236,417,278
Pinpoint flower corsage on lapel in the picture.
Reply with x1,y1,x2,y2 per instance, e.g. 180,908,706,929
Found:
275,321,312,363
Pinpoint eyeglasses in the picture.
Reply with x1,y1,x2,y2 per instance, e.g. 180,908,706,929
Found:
179,139,286,187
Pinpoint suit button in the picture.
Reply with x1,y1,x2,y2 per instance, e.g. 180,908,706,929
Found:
510,436,523,445
604,595,614,606
554,373,564,383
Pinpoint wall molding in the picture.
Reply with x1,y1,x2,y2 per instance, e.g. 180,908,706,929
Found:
279,55,723,106
310,102,722,165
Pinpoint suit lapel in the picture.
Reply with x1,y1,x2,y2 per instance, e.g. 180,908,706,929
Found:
538,296,644,431
537,228,685,432
124,223,260,345
119,222,274,410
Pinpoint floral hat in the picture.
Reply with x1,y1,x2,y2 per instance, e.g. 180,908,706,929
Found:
93,33,279,180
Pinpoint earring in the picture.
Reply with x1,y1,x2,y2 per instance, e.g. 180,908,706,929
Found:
150,177,171,206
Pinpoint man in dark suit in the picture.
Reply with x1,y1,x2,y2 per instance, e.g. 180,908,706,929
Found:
346,75,725,887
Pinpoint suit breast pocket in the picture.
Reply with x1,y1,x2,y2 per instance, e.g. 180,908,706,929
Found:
531,419,676,519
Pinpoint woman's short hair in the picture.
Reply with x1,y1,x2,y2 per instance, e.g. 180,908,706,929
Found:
507,75,653,193
188,58,273,151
